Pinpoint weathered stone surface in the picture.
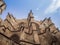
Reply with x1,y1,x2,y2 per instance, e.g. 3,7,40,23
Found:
0,0,6,14
0,10,60,45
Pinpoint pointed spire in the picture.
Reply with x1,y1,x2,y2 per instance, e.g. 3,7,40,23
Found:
48,17,51,21
6,13,11,18
27,10,34,22
28,10,34,18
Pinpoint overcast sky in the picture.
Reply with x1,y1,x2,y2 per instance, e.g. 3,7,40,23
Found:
0,0,60,29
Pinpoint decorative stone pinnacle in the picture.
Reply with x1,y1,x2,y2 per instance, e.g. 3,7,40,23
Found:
28,10,34,18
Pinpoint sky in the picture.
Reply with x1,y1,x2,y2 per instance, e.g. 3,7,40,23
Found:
0,0,60,29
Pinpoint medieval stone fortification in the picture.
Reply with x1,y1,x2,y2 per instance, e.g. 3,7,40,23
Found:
0,10,60,45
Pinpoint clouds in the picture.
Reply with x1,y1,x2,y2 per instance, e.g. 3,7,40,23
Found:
36,8,39,10
45,0,60,14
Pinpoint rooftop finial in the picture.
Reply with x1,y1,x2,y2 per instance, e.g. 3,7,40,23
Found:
30,10,33,14
28,10,34,18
